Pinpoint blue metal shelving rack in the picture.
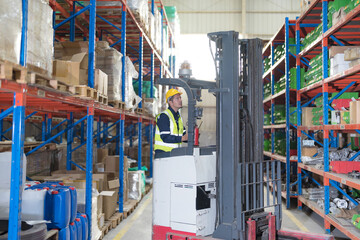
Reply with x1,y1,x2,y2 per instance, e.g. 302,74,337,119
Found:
296,0,360,238
263,18,298,209
5,0,175,238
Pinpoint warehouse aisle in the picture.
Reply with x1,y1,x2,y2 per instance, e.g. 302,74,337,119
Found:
104,192,153,240
104,188,349,240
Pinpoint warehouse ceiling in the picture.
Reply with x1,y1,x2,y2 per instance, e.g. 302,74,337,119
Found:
162,0,301,40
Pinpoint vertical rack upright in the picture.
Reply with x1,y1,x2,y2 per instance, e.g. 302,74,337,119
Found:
263,18,298,209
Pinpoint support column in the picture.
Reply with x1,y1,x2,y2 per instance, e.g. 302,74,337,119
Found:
296,20,302,210
46,113,52,141
285,17,291,209
42,114,47,141
85,107,94,239
87,0,96,88
0,110,4,141
97,116,101,148
20,0,28,66
67,112,74,170
8,92,26,239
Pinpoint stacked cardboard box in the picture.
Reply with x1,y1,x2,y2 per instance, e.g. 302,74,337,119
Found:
0,0,53,77
53,41,108,96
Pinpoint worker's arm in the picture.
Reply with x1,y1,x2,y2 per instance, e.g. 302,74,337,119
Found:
157,113,183,143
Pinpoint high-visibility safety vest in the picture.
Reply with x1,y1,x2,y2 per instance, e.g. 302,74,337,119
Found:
154,109,184,152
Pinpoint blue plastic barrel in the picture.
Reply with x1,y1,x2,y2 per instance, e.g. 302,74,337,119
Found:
58,226,70,240
74,218,83,240
45,188,71,229
76,213,88,240
69,222,77,240
29,182,77,225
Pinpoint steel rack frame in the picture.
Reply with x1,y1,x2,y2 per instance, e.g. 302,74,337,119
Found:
263,18,298,209
5,0,176,238
296,0,360,238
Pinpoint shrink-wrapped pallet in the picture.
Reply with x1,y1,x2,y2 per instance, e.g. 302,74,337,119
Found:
124,56,141,110
96,47,123,102
27,0,54,77
0,0,22,64
128,0,149,31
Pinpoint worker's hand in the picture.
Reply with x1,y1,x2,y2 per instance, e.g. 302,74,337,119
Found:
181,133,188,142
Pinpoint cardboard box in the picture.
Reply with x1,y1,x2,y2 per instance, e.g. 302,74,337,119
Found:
97,148,109,163
329,46,360,58
302,147,318,157
104,155,128,172
95,163,105,173
95,69,108,95
103,178,120,220
350,100,360,124
302,107,314,126
97,195,103,216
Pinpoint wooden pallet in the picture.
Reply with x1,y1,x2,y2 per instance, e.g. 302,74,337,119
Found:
28,72,75,94
74,85,98,100
97,94,108,105
46,229,59,240
109,100,125,110
0,60,27,83
0,141,57,153
100,221,112,239
145,184,152,195
123,199,139,218
109,212,124,228
135,107,143,115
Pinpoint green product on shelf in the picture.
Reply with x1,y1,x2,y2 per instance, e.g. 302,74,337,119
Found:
342,111,350,124
345,0,360,13
330,92,359,99
263,57,271,73
264,139,271,151
290,140,297,150
290,107,297,125
264,114,271,125
289,38,296,55
352,214,360,230
314,97,323,107
351,136,360,151
312,116,323,126
290,67,305,89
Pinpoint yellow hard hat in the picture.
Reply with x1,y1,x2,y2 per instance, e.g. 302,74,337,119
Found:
166,89,182,103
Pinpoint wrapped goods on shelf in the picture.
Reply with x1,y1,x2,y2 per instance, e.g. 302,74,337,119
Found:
128,170,145,201
154,8,162,52
0,0,22,64
127,0,149,31
149,12,156,44
0,188,47,221
330,53,350,76
143,98,159,117
96,47,123,102
344,46,360,61
27,0,53,77
124,56,141,110
264,113,271,125
165,6,180,42
0,152,27,190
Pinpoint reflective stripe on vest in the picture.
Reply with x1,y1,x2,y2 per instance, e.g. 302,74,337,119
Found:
154,109,184,152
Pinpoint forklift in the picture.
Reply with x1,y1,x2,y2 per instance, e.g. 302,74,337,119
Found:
152,31,334,240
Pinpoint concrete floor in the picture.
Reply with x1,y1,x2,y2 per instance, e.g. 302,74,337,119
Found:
104,190,350,240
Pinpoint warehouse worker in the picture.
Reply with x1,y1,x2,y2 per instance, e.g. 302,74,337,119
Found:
154,89,188,158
